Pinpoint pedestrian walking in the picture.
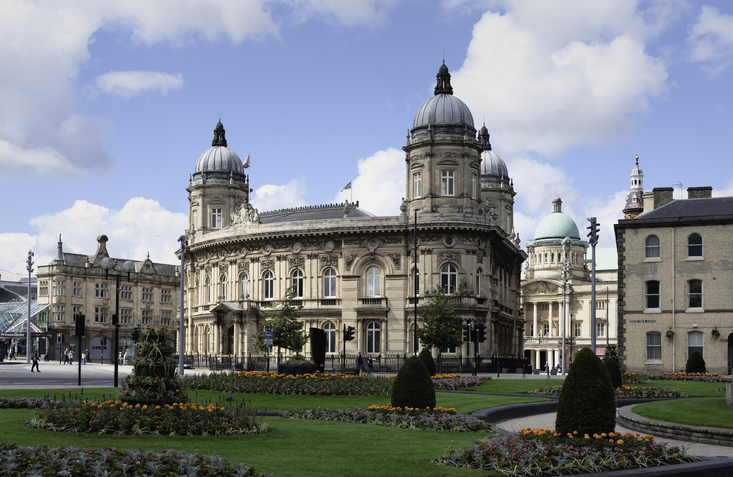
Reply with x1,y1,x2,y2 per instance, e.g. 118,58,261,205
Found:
85,348,92,363
366,355,373,376
123,350,128,365
30,348,40,372
356,352,364,375
63,348,69,364
68,349,74,365
81,350,86,365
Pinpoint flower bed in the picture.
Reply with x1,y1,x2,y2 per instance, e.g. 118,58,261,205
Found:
432,375,490,390
527,385,685,399
0,397,56,409
436,429,699,475
623,371,726,384
281,405,491,432
26,399,267,436
0,443,269,476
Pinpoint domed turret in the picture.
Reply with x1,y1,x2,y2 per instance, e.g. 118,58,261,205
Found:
194,121,244,174
533,197,580,241
623,154,644,219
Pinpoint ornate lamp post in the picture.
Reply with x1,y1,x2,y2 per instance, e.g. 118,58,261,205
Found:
178,235,187,376
101,258,134,387
413,208,420,356
26,250,34,363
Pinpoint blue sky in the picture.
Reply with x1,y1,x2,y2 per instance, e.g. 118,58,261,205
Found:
2,0,733,274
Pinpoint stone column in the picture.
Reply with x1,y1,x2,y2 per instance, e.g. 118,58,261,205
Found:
548,302,554,337
533,302,538,336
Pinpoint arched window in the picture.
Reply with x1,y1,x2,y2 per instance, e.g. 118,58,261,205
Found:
441,264,457,294
205,277,211,303
240,273,249,299
324,322,336,353
323,268,337,297
645,281,660,309
366,267,381,296
688,279,702,309
688,233,702,257
688,331,703,358
645,235,660,258
220,275,227,300
263,271,274,299
646,332,661,361
291,269,304,297
367,322,381,353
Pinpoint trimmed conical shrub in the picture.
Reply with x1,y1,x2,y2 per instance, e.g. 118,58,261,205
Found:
555,347,615,435
604,357,623,390
391,356,436,409
419,347,436,377
685,350,706,374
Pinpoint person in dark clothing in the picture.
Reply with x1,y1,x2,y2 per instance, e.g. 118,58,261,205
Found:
30,348,40,372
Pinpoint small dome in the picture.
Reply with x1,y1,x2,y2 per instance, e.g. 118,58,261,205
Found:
533,197,580,240
413,94,474,130
481,149,509,186
195,146,243,174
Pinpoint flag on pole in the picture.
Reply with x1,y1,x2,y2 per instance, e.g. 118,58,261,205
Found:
340,181,352,192
242,152,250,169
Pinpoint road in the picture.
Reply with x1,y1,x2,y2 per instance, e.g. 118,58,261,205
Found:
0,360,134,389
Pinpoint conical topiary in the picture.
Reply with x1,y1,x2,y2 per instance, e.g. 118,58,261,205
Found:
685,350,706,374
604,357,623,390
555,347,615,435
419,347,436,377
391,356,436,409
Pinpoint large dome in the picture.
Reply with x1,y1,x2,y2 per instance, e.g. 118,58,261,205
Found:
481,150,509,184
410,63,475,138
194,121,244,174
533,197,580,240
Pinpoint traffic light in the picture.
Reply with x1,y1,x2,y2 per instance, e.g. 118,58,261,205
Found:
112,313,118,325
57,333,63,344
477,323,487,342
102,337,107,346
463,323,472,342
132,327,141,343
75,314,85,337
587,217,600,246
346,326,355,341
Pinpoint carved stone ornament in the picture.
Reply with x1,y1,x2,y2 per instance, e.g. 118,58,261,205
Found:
382,238,402,244
320,256,339,268
204,265,211,275
438,251,461,263
289,257,305,270
388,253,401,270
261,258,275,271
343,239,362,246
477,250,484,264
345,254,356,271
523,281,559,295
230,202,261,225
218,262,227,273
237,261,249,273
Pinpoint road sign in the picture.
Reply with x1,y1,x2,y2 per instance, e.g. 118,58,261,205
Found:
264,338,273,346
264,330,273,339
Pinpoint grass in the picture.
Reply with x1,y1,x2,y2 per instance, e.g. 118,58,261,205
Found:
634,379,723,398
632,397,733,429
466,378,565,394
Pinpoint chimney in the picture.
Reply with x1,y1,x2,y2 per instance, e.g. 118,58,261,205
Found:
687,186,712,199
652,187,674,209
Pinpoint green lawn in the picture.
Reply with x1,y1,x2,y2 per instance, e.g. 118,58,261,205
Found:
633,379,723,398
632,397,733,429
468,378,565,394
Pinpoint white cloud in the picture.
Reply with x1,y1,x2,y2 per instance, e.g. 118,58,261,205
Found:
288,0,396,26
0,198,188,274
333,148,404,216
451,1,671,157
687,5,733,76
713,176,733,197
95,71,184,98
252,178,309,212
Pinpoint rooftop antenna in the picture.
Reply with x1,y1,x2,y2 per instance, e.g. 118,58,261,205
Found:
673,182,683,199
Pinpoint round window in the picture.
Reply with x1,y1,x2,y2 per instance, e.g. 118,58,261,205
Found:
325,241,335,251
264,244,273,254
445,236,454,246
293,243,302,253
368,239,378,249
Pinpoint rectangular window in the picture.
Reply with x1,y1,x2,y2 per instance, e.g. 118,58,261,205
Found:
73,281,82,297
54,280,65,296
94,307,108,323
120,308,132,325
161,310,171,326
573,322,581,337
142,287,154,302
529,323,534,336
39,280,48,297
161,288,172,303
471,174,477,199
440,170,454,196
141,309,153,325
413,171,422,198
54,305,64,321
596,322,605,337
211,208,222,228
688,331,703,358
95,283,109,298
688,280,702,309
542,323,550,336
645,281,660,309
120,285,133,301
596,301,606,310
71,306,82,322
646,332,662,361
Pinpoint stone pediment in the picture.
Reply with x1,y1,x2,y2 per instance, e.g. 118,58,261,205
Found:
522,280,560,295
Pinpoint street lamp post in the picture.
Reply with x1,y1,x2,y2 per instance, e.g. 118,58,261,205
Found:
413,208,420,356
178,235,187,376
26,250,34,363
101,258,133,387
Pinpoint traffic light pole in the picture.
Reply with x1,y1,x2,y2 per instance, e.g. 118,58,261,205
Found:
587,217,600,353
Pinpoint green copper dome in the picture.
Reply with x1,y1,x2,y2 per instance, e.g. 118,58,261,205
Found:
533,196,580,240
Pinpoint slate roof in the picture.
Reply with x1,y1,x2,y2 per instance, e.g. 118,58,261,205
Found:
639,197,733,220
48,253,178,277
260,203,375,225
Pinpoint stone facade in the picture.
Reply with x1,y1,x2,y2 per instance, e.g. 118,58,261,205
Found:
615,187,733,374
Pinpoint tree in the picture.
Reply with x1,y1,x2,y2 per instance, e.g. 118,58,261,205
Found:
685,350,706,374
252,285,307,356
416,287,463,358
391,356,436,409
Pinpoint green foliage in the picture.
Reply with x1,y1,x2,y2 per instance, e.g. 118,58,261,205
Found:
418,347,436,376
603,345,618,361
415,287,462,353
253,285,304,353
604,357,623,390
685,350,706,374
555,347,616,435
390,356,436,409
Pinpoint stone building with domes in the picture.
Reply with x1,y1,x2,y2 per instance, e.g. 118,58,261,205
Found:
179,63,527,362
522,197,618,372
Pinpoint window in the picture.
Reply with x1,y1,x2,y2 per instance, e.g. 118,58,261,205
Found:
596,321,605,337
161,310,171,326
542,323,550,336
39,280,48,296
205,277,211,303
54,280,65,296
540,303,549,311
412,268,420,296
95,283,109,298
645,281,660,309
73,281,82,297
475,269,481,296
323,269,337,297
646,332,662,361
688,331,703,358
211,208,222,228
440,264,457,294
688,279,702,309
161,288,172,303
596,301,606,310
413,171,422,198
529,323,534,336
220,275,228,300
291,270,304,297
366,267,381,296
367,322,381,353
141,309,153,325
142,287,154,302
441,170,454,196
120,285,132,301
54,305,64,322
72,306,82,321
324,322,336,353
240,274,249,299
645,235,660,259
471,174,477,199
264,271,274,299
573,322,581,337
688,233,702,257
120,308,132,325
94,306,108,323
